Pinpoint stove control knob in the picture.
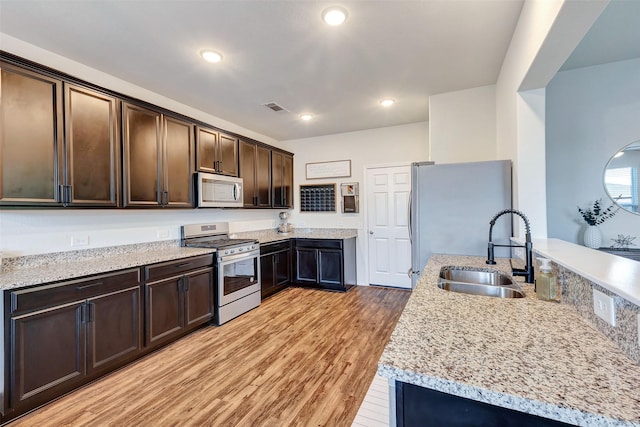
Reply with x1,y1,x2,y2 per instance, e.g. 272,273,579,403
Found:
238,247,244,252
229,249,236,254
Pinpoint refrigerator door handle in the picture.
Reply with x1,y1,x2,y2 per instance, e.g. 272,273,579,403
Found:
407,268,413,279
408,190,413,243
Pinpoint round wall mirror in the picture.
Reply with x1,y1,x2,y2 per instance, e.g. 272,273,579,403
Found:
603,139,640,214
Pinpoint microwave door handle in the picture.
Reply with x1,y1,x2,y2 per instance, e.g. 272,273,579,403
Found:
234,182,240,201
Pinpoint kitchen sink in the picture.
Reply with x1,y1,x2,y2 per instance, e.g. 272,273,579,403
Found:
437,266,525,298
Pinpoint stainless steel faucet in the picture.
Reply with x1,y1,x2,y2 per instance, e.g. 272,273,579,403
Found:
486,209,534,284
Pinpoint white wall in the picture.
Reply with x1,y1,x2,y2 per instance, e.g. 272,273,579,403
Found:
496,0,608,238
0,209,280,257
281,122,429,284
546,58,640,244
428,85,497,163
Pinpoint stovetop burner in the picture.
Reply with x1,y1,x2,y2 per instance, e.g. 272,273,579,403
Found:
180,222,258,255
183,237,256,249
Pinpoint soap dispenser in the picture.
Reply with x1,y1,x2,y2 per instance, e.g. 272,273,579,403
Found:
536,258,557,301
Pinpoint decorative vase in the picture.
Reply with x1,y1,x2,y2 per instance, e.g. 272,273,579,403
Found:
583,225,602,249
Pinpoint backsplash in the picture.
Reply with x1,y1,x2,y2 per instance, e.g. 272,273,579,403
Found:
536,256,640,365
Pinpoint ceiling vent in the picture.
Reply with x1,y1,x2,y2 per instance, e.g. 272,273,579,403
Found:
263,102,288,113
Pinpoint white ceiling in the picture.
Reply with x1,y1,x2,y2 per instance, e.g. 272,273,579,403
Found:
560,0,640,71
0,0,524,141
2,1,638,142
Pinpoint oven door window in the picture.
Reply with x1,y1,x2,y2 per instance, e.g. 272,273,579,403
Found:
222,257,258,296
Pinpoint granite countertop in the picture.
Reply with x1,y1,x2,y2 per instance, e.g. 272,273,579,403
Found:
378,254,640,426
0,241,215,291
233,228,359,244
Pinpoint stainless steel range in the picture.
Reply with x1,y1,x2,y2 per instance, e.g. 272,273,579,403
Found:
181,222,260,325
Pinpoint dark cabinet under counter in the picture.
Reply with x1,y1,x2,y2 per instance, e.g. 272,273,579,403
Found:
395,381,572,427
144,254,214,349
4,268,142,417
293,238,356,291
260,240,291,299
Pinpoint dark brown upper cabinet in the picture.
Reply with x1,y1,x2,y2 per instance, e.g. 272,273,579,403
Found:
196,126,238,177
64,84,120,206
0,62,63,206
239,140,271,208
272,151,294,209
122,102,194,208
0,62,120,207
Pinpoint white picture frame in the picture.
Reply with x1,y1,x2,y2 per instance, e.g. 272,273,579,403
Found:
305,160,351,179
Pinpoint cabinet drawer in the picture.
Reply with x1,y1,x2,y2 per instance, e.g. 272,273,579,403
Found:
260,240,290,255
294,239,342,250
144,254,214,282
10,268,141,314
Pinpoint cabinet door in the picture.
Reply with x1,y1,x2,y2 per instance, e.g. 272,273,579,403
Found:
196,127,218,173
218,132,239,177
260,253,276,299
283,153,293,208
184,268,214,328
86,286,141,375
64,84,120,207
295,248,319,285
256,145,272,207
272,151,284,208
0,62,63,206
163,116,194,207
122,102,162,206
239,140,257,206
145,276,184,346
275,249,291,287
10,301,85,409
318,249,343,288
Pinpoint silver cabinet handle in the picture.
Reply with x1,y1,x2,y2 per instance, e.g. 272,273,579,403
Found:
369,230,374,235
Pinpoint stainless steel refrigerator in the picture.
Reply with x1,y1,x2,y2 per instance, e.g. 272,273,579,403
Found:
409,160,512,287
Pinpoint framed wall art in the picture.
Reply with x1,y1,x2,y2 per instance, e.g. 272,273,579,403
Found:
305,160,351,180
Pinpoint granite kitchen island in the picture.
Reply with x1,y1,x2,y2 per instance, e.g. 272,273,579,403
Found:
378,254,640,426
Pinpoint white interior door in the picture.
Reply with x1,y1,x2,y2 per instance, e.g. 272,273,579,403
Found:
366,165,412,288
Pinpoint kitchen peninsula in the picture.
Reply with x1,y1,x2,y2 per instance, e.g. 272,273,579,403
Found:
378,254,640,426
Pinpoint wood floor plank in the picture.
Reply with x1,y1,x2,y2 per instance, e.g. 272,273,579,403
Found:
7,286,409,426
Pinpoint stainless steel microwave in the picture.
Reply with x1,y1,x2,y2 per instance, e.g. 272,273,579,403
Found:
197,172,243,208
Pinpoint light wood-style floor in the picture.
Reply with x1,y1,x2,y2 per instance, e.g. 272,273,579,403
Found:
8,286,409,426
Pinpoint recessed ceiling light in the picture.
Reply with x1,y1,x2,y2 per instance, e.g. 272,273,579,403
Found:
200,49,223,63
380,99,395,107
300,114,313,121
322,6,348,26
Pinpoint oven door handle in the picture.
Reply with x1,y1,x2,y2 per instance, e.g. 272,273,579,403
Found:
219,249,260,263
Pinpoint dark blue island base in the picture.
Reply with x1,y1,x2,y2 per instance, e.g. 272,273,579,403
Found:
395,382,574,427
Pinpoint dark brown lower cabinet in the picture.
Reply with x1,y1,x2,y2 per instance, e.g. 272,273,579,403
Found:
87,286,141,374
144,258,214,348
9,301,86,411
3,255,214,423
260,240,291,299
293,238,356,291
5,270,142,416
